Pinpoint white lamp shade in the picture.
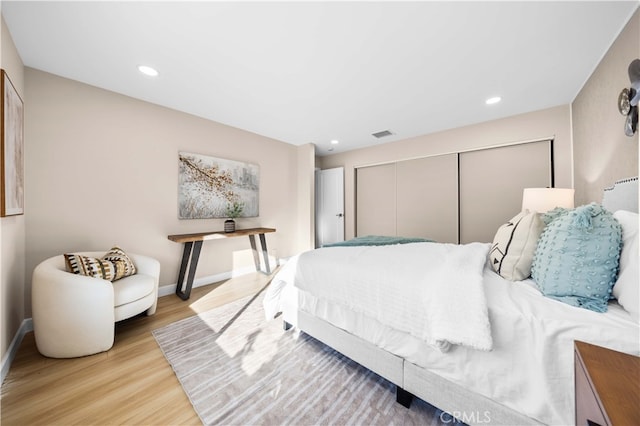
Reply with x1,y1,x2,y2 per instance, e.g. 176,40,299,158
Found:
522,188,575,213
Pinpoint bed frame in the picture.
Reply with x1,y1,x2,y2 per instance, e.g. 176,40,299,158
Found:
295,311,541,425
288,177,638,426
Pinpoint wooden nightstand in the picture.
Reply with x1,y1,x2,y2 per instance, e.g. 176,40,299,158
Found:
574,341,640,426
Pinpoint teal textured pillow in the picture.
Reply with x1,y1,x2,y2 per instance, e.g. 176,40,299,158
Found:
531,203,622,312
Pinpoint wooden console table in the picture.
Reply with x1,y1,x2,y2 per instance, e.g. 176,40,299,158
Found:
168,227,276,300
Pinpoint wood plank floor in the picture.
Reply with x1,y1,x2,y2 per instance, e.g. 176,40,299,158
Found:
1,271,275,425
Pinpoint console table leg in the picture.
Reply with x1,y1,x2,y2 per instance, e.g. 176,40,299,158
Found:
175,242,192,298
248,234,261,272
249,234,271,274
175,241,203,300
259,233,271,274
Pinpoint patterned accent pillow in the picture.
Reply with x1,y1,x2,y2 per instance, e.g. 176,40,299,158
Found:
531,204,622,312
102,246,137,281
64,247,136,282
489,210,545,281
64,254,117,281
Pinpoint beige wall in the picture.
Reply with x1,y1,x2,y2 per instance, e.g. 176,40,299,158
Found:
296,143,316,251
1,15,26,364
23,69,310,318
573,8,639,205
320,105,572,240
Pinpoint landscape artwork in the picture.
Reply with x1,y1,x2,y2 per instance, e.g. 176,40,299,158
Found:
178,152,259,219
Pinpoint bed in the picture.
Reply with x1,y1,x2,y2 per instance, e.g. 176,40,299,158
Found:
263,178,639,426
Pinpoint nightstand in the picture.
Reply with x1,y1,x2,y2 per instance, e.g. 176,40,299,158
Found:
574,340,640,425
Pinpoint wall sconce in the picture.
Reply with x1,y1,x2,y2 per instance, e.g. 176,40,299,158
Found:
618,58,639,137
522,188,575,213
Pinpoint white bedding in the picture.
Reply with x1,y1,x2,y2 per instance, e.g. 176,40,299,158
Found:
293,242,491,351
264,247,640,426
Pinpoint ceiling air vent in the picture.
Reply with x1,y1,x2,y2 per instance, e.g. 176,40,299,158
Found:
372,130,394,139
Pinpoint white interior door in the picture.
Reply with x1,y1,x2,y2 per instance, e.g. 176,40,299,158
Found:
316,167,345,247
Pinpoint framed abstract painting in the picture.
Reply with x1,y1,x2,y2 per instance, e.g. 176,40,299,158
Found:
1,69,24,217
178,152,259,219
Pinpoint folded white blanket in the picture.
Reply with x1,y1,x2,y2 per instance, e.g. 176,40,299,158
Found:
290,242,493,352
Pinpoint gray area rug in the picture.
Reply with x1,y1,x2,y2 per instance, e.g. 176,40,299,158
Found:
153,289,461,425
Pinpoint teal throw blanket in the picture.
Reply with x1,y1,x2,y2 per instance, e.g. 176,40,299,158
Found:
323,235,434,248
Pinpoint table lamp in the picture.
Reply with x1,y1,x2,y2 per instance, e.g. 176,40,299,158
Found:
522,188,575,213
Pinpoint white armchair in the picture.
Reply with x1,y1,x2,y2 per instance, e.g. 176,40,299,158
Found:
32,252,160,358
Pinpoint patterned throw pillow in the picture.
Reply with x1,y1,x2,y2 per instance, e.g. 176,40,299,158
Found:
64,247,136,282
64,254,117,281
531,204,622,312
102,246,137,280
489,210,545,281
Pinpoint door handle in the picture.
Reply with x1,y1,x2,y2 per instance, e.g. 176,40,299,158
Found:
336,213,344,217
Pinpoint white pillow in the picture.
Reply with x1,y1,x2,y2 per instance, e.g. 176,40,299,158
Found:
489,210,545,281
612,210,639,322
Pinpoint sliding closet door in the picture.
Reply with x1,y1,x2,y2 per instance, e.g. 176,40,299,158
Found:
396,154,458,243
356,163,396,236
459,141,552,243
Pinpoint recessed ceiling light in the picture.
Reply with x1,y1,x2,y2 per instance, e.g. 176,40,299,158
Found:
331,139,339,145
138,65,159,77
485,96,501,105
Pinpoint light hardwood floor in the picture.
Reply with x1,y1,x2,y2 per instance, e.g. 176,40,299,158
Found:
1,272,275,425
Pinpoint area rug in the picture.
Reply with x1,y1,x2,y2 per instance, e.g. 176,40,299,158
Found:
153,289,461,425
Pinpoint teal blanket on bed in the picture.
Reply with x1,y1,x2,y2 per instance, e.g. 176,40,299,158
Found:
322,235,434,248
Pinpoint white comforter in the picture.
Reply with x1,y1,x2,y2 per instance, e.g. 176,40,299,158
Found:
267,242,492,352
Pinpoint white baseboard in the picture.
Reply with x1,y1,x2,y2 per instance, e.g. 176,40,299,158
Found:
157,257,287,298
158,265,257,297
1,318,33,385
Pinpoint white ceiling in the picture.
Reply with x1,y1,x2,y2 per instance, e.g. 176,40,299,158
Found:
2,1,638,155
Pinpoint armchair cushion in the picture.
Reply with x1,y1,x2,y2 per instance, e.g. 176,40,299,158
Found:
64,246,137,281
112,273,155,307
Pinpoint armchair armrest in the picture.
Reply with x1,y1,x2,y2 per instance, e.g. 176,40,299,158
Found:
32,255,115,358
131,253,161,280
